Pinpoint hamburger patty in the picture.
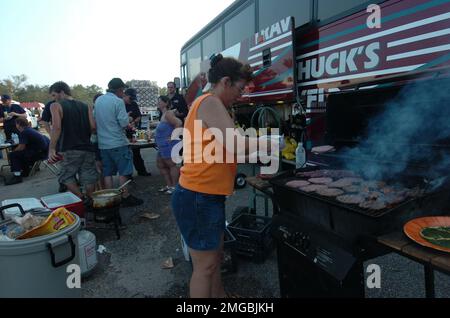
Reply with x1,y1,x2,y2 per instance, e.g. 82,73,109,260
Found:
316,188,345,197
329,178,364,188
286,180,311,188
336,194,366,205
343,185,363,193
308,177,333,185
300,184,329,193
359,199,387,211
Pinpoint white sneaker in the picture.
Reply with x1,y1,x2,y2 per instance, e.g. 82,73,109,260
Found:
159,186,169,193
165,187,176,195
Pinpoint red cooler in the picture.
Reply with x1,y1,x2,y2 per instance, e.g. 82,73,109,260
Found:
41,192,85,218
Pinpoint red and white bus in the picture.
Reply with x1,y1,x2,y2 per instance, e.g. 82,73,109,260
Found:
180,0,450,150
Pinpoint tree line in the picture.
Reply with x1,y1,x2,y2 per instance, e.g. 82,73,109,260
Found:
0,75,104,106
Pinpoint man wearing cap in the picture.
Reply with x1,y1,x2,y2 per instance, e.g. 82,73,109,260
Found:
94,78,143,207
0,94,27,141
167,82,188,121
124,88,151,177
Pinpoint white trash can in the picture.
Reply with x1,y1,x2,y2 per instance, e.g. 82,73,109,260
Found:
0,214,82,298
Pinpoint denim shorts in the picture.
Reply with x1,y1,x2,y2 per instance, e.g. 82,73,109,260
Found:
100,146,134,177
171,185,226,251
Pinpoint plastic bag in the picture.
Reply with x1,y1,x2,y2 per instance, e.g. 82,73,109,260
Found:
17,208,76,240
12,213,46,232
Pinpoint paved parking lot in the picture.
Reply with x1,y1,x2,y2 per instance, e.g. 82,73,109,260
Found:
1,150,449,298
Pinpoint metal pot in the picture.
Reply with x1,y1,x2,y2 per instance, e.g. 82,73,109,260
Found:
91,190,122,209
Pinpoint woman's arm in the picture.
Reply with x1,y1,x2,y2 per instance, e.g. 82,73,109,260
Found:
165,110,183,128
198,96,280,157
197,96,252,156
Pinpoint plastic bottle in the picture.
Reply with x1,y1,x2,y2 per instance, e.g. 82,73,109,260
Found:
295,142,306,169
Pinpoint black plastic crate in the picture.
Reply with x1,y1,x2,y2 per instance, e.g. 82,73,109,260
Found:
222,227,237,275
228,214,273,263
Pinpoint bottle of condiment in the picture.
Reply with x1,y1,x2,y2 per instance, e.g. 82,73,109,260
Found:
295,142,306,169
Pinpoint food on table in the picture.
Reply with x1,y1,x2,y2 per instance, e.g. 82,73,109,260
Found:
420,227,450,249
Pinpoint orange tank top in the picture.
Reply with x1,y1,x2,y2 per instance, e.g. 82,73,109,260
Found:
179,94,237,196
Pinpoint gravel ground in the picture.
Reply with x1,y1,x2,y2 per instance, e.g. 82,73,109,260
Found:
1,150,449,298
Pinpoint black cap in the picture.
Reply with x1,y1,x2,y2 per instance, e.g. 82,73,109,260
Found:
1,94,11,100
124,88,138,101
108,78,127,90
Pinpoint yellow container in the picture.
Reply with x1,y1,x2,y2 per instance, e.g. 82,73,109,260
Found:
18,208,76,240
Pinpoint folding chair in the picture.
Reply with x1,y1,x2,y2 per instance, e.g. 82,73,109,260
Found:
29,160,42,177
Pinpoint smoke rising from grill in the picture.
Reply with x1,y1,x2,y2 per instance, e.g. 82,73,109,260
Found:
342,78,450,182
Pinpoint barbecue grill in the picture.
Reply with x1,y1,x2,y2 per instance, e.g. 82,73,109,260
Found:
269,79,450,298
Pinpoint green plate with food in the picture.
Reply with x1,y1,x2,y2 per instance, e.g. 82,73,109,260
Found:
420,227,450,249
404,217,450,253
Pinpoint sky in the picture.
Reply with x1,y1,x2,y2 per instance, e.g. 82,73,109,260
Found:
0,0,234,90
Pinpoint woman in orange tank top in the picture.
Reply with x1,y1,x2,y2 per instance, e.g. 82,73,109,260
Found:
172,54,253,298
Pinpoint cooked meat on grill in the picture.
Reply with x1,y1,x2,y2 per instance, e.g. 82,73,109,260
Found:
361,181,387,190
367,191,383,200
383,193,408,205
297,169,360,179
308,177,334,185
359,199,388,211
329,178,364,188
336,194,367,205
296,171,323,178
380,186,396,195
286,180,311,188
316,188,345,197
300,184,329,193
311,145,335,154
343,185,364,193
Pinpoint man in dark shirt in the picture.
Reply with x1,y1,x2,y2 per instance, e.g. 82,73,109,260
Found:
40,100,54,134
0,94,27,141
5,117,50,185
124,88,151,176
49,81,98,199
167,82,188,121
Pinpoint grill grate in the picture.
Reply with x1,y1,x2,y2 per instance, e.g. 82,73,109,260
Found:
270,169,436,219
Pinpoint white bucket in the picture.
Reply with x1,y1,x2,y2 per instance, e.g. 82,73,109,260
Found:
77,231,97,277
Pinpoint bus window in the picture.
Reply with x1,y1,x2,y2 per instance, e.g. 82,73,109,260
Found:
258,0,311,29
224,3,255,48
187,42,201,85
181,64,188,90
318,0,367,22
202,27,223,61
